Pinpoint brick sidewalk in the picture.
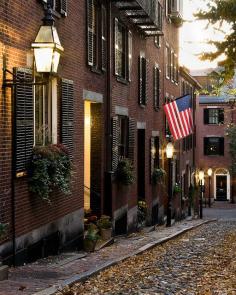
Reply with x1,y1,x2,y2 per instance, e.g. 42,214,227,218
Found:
0,219,210,295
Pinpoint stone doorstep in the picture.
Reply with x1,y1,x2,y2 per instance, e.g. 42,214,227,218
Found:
0,263,9,281
32,219,214,295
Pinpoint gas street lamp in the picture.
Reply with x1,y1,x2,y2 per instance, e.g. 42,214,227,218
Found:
198,169,204,219
207,168,213,208
166,142,174,227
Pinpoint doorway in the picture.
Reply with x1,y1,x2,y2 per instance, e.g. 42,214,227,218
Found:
216,175,227,201
84,101,102,215
137,129,145,201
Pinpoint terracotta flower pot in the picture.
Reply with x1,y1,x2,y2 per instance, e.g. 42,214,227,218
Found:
100,228,112,240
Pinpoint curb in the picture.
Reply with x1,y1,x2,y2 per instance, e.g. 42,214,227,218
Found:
32,219,215,295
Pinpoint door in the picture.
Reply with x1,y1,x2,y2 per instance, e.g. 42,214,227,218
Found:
137,129,145,201
216,175,227,201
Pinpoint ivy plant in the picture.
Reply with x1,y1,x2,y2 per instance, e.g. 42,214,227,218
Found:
28,144,72,202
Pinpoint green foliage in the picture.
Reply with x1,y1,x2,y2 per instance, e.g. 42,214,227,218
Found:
195,0,236,84
28,144,72,202
116,158,135,185
173,183,182,194
97,215,112,229
85,223,100,241
226,124,236,175
0,223,7,238
152,168,166,185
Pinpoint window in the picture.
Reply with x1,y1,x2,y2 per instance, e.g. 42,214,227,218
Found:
114,19,132,81
139,55,148,106
204,108,224,125
34,77,57,146
153,65,160,109
165,97,171,137
87,0,107,71
118,116,129,159
204,137,224,156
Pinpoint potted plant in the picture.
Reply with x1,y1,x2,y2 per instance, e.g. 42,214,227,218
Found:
97,215,112,240
116,158,135,186
152,168,166,185
83,223,99,252
137,200,147,229
28,144,72,202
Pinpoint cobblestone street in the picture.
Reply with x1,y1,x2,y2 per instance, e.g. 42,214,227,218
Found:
59,220,236,295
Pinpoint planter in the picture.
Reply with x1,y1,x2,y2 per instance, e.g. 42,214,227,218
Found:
83,238,97,252
100,228,112,240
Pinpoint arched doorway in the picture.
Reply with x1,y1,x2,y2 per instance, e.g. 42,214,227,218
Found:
214,168,230,201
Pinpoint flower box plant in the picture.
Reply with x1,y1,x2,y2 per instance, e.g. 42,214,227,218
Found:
28,144,72,202
0,223,7,238
115,158,135,186
173,183,182,194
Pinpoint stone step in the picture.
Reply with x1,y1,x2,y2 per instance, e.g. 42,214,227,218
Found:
0,263,9,281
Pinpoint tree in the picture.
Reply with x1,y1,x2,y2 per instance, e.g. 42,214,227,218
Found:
195,0,236,83
226,124,236,176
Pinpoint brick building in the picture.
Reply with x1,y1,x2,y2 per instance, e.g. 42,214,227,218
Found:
0,0,198,265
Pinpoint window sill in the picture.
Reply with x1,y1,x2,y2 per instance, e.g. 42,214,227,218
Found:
116,76,129,85
139,104,146,109
204,154,224,157
90,67,103,75
154,107,160,111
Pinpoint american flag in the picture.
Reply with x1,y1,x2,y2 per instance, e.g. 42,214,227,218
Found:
163,95,194,141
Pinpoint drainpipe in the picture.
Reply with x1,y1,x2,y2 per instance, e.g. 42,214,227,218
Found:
104,0,113,216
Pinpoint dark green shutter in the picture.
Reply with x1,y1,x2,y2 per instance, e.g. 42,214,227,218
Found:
144,58,148,105
138,56,143,105
87,0,94,66
154,66,160,109
219,137,224,155
112,116,119,171
128,118,136,163
204,109,209,124
14,68,34,174
61,79,74,155
101,5,107,71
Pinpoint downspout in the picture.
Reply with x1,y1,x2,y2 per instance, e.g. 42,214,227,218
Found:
104,0,113,216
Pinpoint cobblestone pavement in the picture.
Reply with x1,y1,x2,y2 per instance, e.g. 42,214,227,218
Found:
0,220,207,295
60,221,236,295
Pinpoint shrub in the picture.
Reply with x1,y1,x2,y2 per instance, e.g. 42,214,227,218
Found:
173,183,182,194
0,223,8,238
152,168,166,185
116,158,135,185
137,200,147,228
84,224,100,241
28,144,72,202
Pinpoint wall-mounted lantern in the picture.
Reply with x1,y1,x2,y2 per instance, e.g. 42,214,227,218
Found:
31,5,64,74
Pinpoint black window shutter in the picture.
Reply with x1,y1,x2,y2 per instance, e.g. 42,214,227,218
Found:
204,109,209,124
60,0,67,16
204,137,208,155
112,116,119,171
61,79,74,155
219,137,224,155
14,68,34,174
219,109,224,124
128,118,136,163
101,5,107,71
144,58,148,105
138,56,143,105
154,66,160,109
87,0,94,66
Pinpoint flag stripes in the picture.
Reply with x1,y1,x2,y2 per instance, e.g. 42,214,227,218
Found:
164,95,193,141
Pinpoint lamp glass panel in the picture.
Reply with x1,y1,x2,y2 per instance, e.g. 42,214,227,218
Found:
52,51,60,73
199,170,204,181
207,168,213,177
166,142,174,158
34,48,53,72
